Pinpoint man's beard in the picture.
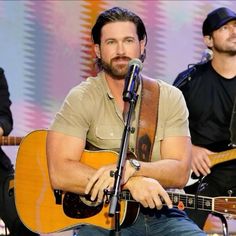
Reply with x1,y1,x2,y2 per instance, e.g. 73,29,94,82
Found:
214,37,236,56
101,57,131,80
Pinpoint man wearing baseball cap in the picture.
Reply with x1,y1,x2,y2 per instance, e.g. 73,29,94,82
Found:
173,7,236,231
202,7,236,36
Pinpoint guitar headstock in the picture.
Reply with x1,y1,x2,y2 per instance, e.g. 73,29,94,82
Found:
214,197,236,217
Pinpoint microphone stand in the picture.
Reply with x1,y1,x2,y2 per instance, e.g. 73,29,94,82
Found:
108,76,140,236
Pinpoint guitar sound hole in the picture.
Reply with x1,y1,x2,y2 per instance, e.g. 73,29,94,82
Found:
63,192,103,219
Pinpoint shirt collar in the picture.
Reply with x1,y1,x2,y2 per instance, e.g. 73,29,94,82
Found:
99,70,143,99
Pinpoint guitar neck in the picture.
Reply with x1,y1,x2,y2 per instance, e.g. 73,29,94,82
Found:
167,191,213,212
120,191,213,212
0,136,23,146
210,148,236,167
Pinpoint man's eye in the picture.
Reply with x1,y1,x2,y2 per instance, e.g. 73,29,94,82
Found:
222,25,228,30
126,39,134,43
107,41,114,45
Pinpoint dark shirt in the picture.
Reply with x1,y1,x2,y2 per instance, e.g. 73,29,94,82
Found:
0,67,13,169
174,62,236,152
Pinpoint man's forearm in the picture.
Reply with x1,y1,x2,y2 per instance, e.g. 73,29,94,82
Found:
134,159,190,189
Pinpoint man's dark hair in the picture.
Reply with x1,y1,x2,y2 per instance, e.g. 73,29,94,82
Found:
91,7,147,67
92,7,147,45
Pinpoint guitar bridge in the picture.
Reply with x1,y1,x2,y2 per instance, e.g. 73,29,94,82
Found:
54,189,63,205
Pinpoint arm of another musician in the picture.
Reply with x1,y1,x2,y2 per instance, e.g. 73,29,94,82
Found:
0,68,13,136
191,144,214,177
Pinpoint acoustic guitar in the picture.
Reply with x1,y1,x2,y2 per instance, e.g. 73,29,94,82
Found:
14,130,236,234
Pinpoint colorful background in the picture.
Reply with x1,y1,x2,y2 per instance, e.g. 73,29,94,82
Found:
0,0,235,235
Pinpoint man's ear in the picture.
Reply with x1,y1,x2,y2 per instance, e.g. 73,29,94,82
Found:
204,35,213,48
94,44,101,58
140,39,145,55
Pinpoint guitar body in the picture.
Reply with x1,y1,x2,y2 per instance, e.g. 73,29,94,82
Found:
15,130,236,234
15,130,139,234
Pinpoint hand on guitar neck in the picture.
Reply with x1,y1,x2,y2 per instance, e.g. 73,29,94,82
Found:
191,145,215,177
186,145,236,187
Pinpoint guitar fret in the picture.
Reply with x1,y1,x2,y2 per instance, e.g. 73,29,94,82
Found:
197,197,204,210
167,192,213,212
186,195,212,211
203,197,212,211
0,136,22,146
186,195,195,209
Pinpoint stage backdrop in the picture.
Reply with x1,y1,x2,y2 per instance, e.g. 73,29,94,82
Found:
0,1,235,235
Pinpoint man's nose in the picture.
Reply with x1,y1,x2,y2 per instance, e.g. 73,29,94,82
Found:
117,42,125,55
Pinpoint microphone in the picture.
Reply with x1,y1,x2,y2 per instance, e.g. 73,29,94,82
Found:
123,58,143,102
200,49,213,63
174,49,213,88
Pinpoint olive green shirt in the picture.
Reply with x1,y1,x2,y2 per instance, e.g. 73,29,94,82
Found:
50,71,190,161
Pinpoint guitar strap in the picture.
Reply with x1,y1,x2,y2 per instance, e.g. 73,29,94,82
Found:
135,76,160,162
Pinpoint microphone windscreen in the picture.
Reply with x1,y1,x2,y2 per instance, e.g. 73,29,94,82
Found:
201,49,213,62
128,58,143,71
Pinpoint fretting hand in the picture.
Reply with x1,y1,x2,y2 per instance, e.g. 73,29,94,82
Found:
191,145,216,177
124,176,173,209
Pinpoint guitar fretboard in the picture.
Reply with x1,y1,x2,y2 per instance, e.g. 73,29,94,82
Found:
210,148,236,167
120,190,213,212
168,192,212,211
0,136,22,146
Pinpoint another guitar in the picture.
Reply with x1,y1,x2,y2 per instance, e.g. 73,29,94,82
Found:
186,148,236,187
0,136,22,145
14,130,236,234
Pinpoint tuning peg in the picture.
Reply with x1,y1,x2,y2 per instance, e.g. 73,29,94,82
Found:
228,190,233,197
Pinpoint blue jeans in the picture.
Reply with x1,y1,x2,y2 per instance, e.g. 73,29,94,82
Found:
73,206,206,236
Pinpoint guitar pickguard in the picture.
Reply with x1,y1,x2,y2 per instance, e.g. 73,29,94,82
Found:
63,192,103,219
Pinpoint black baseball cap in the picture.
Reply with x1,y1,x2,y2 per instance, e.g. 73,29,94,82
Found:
202,7,236,36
